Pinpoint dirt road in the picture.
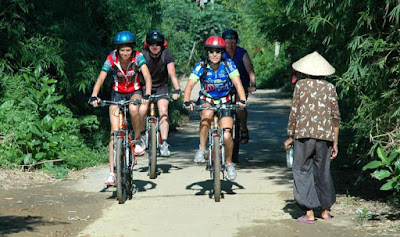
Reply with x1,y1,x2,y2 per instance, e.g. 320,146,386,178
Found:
0,89,392,237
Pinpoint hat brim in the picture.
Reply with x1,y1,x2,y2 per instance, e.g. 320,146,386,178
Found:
292,51,335,76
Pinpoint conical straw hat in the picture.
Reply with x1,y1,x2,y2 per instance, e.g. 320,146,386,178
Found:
292,51,335,76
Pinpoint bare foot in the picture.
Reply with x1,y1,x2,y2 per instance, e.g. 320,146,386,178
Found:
305,210,315,221
321,209,332,220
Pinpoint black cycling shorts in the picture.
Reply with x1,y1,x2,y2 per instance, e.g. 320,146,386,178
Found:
111,90,142,102
143,83,169,102
196,99,233,118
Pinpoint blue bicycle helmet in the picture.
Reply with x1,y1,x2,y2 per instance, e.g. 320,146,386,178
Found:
113,31,136,46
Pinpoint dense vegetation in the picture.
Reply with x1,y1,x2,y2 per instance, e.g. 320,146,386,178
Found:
1,0,399,195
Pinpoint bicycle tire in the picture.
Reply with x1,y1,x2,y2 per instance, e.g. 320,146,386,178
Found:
149,122,157,179
232,112,240,163
125,147,133,200
213,135,221,202
116,137,127,204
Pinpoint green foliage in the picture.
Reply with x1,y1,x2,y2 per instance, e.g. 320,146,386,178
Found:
0,67,105,170
249,0,400,195
161,0,233,74
363,146,400,191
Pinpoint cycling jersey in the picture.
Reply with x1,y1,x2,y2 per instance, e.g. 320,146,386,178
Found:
189,58,239,103
101,50,147,93
141,49,174,88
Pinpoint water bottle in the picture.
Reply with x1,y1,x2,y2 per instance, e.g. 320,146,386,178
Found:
286,147,294,168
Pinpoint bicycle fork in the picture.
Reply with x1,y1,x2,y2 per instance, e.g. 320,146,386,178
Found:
145,103,160,149
113,113,136,172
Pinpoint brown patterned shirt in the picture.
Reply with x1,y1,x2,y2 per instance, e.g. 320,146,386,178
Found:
287,79,341,142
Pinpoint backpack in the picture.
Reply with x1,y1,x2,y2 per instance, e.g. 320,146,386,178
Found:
142,40,169,74
199,59,231,83
199,59,233,98
141,48,169,86
108,50,144,86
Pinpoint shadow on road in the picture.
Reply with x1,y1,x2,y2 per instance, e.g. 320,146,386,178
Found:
0,215,69,235
186,179,245,199
282,199,303,219
136,164,184,175
100,179,157,200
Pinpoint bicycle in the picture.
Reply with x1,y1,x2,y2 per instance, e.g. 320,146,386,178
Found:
230,89,241,163
193,103,239,202
143,93,172,179
99,99,141,204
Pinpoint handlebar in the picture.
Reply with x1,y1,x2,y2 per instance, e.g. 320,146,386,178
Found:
193,103,241,112
99,99,142,107
149,93,171,99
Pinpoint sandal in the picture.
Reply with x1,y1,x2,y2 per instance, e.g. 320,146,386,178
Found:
240,129,249,144
297,216,315,224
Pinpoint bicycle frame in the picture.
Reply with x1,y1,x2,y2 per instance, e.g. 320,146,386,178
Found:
194,103,238,202
144,94,171,179
100,99,141,203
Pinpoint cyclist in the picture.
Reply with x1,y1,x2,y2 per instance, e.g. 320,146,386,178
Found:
183,36,247,181
89,31,152,185
222,29,256,144
139,30,181,157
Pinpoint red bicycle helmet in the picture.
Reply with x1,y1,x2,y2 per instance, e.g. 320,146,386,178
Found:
204,36,226,50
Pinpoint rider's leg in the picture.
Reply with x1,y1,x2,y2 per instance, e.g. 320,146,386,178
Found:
138,100,148,134
221,117,236,180
199,109,213,149
108,104,120,173
129,93,144,140
157,98,170,141
220,117,234,163
237,108,248,131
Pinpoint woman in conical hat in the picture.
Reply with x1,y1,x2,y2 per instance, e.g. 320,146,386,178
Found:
284,51,341,224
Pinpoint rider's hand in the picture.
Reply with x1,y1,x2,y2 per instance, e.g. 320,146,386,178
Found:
88,96,101,107
183,101,194,111
172,89,182,101
142,94,150,104
237,100,247,109
248,86,256,93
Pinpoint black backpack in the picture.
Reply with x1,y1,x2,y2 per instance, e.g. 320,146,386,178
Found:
140,49,168,85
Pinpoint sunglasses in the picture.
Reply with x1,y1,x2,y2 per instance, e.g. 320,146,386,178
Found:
207,50,223,55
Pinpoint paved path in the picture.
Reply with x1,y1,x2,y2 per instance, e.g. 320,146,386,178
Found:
72,89,362,237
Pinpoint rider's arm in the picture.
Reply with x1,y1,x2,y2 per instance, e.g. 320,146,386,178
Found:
140,64,152,95
167,62,180,91
91,71,108,97
231,75,247,102
243,52,256,88
183,79,196,103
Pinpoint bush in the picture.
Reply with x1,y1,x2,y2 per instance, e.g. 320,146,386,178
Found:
0,67,105,170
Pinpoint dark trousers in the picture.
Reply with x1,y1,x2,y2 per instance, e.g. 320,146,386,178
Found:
292,138,336,210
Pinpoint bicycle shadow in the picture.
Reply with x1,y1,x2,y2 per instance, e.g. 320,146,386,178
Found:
186,179,245,199
136,164,183,175
100,179,157,199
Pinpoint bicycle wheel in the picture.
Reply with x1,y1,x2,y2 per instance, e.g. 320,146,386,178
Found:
125,147,133,200
232,112,240,163
148,122,157,179
116,137,127,204
213,135,221,202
